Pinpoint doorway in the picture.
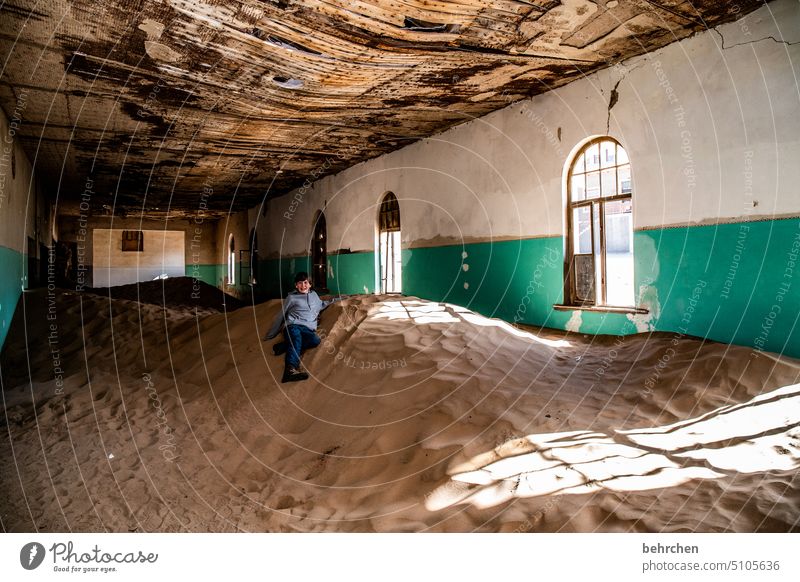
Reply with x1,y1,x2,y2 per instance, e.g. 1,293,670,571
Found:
311,211,328,292
378,192,401,293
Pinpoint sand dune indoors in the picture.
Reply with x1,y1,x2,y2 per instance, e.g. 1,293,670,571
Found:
1,287,798,533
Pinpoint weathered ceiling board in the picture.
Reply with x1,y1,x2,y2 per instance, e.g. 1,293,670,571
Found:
0,0,762,218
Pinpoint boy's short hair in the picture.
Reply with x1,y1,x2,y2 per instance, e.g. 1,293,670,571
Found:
294,272,310,283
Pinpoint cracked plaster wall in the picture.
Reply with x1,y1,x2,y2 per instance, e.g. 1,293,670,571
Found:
261,0,800,256
0,105,53,348
253,0,800,354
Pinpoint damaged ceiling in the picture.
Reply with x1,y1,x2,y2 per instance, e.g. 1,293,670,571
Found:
0,0,763,218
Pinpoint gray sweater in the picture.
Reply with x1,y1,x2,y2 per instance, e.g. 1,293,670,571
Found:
265,290,338,339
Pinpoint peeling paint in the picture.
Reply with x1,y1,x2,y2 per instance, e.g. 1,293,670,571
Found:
0,0,766,216
138,19,165,40
144,41,182,63
627,285,659,333
566,310,582,333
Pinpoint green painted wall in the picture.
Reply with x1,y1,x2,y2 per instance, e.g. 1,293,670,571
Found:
259,253,374,297
403,218,800,357
329,251,375,295
187,262,266,301
258,256,311,298
186,263,252,295
404,237,563,326
0,245,24,350
402,237,632,334
257,218,800,357
186,264,218,287
215,264,226,288
635,219,800,357
401,237,625,335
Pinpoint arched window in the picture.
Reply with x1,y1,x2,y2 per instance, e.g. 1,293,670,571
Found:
566,137,633,307
378,192,401,293
249,228,258,285
311,211,328,291
227,234,236,286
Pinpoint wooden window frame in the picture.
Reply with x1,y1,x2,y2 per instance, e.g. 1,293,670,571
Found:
378,192,401,294
227,234,235,286
564,137,634,308
121,230,144,252
311,211,328,293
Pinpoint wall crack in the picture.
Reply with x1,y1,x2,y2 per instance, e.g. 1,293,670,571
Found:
605,61,643,134
714,29,800,50
606,78,621,135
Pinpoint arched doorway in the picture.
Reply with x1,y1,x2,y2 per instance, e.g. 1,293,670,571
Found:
227,234,236,286
378,192,401,293
311,211,328,292
248,228,258,285
564,136,634,307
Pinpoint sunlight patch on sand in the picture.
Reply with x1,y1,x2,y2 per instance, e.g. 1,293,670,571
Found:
371,301,570,347
427,384,800,511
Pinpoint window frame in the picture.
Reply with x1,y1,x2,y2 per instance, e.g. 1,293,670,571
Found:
377,192,402,294
564,137,634,308
227,234,235,286
121,230,144,252
311,210,328,292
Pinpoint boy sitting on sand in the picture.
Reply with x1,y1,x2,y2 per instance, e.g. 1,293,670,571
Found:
264,272,340,383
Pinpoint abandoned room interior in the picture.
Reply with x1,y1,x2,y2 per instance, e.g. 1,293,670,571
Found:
0,0,799,535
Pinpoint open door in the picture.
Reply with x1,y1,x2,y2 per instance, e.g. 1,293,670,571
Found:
378,192,401,293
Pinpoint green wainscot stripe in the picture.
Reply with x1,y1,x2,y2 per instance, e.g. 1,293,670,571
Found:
401,238,630,335
185,263,251,298
257,256,311,298
185,264,219,287
401,218,800,357
0,245,24,350
635,218,800,357
403,237,563,325
255,218,800,356
329,251,375,295
215,264,227,289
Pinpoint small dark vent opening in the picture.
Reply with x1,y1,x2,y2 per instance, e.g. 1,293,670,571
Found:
403,16,460,33
272,76,304,89
250,29,322,56
121,230,144,252
267,34,322,56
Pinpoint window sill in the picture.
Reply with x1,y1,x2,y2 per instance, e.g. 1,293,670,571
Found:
553,304,648,315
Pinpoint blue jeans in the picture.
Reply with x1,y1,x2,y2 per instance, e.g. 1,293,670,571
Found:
283,324,321,369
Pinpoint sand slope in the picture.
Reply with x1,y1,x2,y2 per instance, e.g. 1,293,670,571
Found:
1,289,798,532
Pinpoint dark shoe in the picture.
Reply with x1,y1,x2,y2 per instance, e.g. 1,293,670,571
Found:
282,366,309,383
272,341,287,356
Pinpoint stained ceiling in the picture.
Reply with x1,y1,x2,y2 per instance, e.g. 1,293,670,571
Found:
0,0,762,218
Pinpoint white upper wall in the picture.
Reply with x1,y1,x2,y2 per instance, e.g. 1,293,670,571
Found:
0,90,47,253
92,229,185,287
261,0,800,255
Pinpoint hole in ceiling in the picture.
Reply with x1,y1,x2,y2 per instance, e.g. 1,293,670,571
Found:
250,28,322,57
266,34,322,56
272,76,304,89
403,16,460,33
